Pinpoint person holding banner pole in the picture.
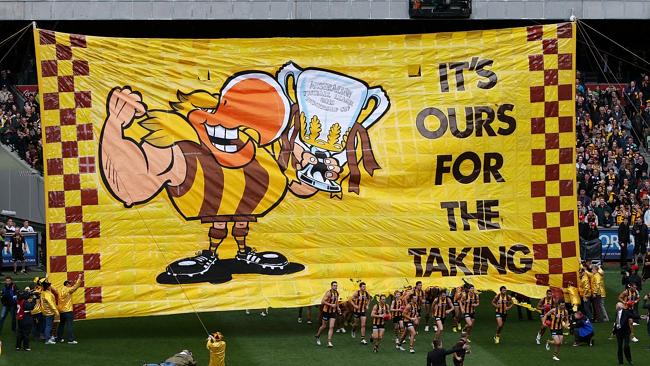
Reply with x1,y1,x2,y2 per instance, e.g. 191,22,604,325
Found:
579,266,594,321
618,217,631,268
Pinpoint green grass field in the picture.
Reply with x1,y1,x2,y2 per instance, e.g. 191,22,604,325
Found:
1,267,649,366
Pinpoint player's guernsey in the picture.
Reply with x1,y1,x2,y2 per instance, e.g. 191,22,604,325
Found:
549,309,569,331
432,296,450,318
373,303,389,326
460,292,478,314
353,290,370,312
391,298,403,318
168,141,287,221
323,289,339,313
414,288,425,310
495,293,510,313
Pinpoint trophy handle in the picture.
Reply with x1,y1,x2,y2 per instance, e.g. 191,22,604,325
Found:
277,62,303,102
360,86,390,129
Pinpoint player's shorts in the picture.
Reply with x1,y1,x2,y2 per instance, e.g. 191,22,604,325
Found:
322,312,337,321
372,324,385,330
495,313,508,320
463,313,475,320
550,329,563,336
405,321,414,329
434,316,445,323
353,312,366,318
453,302,460,307
392,316,402,323
539,314,545,320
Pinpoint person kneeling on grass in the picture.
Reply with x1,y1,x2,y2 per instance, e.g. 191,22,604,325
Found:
571,311,594,346
143,350,197,366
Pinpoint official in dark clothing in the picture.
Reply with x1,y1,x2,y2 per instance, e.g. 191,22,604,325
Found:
618,219,631,267
613,302,639,365
631,217,648,261
426,339,468,366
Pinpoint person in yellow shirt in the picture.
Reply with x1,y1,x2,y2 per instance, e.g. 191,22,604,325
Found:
591,264,609,322
578,267,594,321
207,332,226,366
56,275,81,344
40,280,59,344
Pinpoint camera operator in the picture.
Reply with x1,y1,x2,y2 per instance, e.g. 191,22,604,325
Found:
16,287,36,351
571,311,594,346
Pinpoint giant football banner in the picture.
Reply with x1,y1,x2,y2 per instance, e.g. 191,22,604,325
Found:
35,23,578,319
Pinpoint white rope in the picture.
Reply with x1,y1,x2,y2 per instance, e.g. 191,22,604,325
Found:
578,20,650,68
0,24,32,66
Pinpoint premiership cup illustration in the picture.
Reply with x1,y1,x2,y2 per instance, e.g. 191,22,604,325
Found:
277,62,390,192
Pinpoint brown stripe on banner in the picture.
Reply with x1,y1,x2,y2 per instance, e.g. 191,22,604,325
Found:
236,159,269,215
199,146,225,217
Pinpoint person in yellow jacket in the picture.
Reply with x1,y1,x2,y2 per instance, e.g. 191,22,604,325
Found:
40,280,59,344
207,332,226,366
591,264,609,322
56,275,81,344
30,278,44,340
578,266,594,320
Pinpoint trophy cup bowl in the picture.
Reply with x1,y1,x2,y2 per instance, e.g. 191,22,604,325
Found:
277,62,390,193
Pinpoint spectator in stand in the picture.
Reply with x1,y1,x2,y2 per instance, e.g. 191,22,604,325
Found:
4,219,16,234
19,220,33,233
618,217,631,267
10,230,27,274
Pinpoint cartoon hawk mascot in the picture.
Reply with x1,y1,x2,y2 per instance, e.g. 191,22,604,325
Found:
100,71,381,284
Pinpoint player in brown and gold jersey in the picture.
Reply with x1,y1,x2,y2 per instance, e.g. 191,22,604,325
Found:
315,281,341,348
535,289,555,345
351,282,371,344
459,284,479,339
390,290,405,345
413,281,425,331
451,285,465,332
423,285,439,333
491,286,513,344
397,293,418,353
432,290,454,343
370,294,390,353
542,302,569,361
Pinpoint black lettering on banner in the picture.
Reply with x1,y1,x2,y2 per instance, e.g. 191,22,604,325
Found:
476,59,497,89
497,104,516,135
483,153,505,183
474,106,496,137
449,247,473,276
453,151,481,184
507,244,533,273
482,246,507,275
440,201,460,231
424,248,449,277
473,247,484,275
459,201,479,231
408,248,427,277
439,63,449,93
449,107,474,138
416,107,448,139
479,199,501,230
449,62,469,91
435,155,453,185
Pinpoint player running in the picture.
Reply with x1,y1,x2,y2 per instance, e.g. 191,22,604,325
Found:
542,302,569,361
431,290,454,344
315,281,341,348
397,293,418,353
491,286,513,344
390,290,405,345
536,289,555,344
370,294,390,353
351,282,371,344
423,285,437,332
451,285,464,332
459,284,479,339
413,281,425,332
618,283,641,342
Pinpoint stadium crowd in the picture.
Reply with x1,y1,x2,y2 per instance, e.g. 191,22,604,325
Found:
0,69,42,173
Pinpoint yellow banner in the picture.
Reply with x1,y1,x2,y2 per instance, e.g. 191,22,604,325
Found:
35,23,578,320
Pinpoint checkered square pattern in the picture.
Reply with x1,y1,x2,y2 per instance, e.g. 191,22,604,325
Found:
39,30,102,319
526,23,579,288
